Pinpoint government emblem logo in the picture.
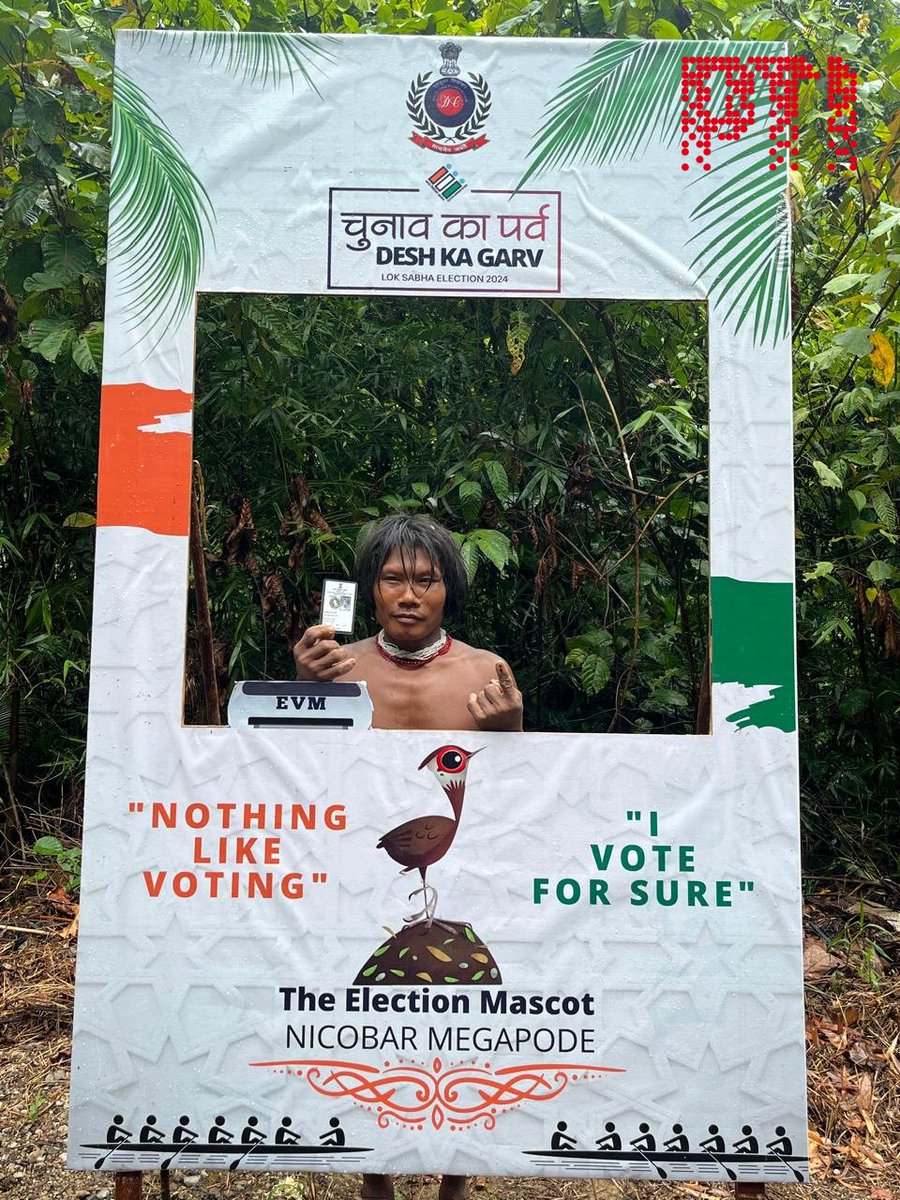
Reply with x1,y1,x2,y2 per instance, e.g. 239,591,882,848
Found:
407,43,491,154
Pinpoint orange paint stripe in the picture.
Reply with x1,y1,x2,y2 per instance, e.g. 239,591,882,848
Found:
97,383,193,536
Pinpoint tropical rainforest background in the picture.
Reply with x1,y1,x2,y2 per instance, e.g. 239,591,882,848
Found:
0,0,898,893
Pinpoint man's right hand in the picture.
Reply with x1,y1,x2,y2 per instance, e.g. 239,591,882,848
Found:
292,625,356,681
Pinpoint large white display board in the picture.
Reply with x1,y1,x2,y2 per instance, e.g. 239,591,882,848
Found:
70,32,807,1184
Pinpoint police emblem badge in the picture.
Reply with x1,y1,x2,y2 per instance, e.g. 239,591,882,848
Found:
407,42,491,153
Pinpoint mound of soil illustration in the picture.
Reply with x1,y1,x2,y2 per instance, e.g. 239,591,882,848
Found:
354,920,501,986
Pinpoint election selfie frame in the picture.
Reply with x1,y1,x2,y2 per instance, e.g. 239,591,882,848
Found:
72,32,806,1185
185,290,711,731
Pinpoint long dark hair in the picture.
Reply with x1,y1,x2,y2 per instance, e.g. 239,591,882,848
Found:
355,515,468,619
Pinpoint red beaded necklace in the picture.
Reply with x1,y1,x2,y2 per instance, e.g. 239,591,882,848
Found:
375,629,453,670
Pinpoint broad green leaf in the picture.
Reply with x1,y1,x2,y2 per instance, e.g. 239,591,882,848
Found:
833,327,874,357
16,86,66,141
75,141,111,170
23,272,64,294
848,489,867,512
813,460,842,489
34,836,63,857
63,511,96,528
458,479,483,522
567,629,613,657
411,482,430,499
838,688,870,717
3,241,42,295
0,80,15,131
22,316,75,362
468,528,512,571
458,537,479,583
823,272,872,295
871,488,897,529
867,560,894,584
581,653,611,695
26,235,97,291
870,204,900,238
71,322,103,374
803,561,834,581
484,459,510,503
650,18,681,37
3,179,45,227
622,409,654,434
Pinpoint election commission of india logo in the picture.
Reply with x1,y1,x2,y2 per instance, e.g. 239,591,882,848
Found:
407,42,491,154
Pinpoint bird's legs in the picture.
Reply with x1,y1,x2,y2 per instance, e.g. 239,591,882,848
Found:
403,869,438,926
404,883,438,926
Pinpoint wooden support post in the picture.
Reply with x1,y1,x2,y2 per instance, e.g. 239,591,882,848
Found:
114,1171,142,1200
734,1184,766,1199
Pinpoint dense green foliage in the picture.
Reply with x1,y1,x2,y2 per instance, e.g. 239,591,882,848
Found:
191,294,709,734
1,0,898,880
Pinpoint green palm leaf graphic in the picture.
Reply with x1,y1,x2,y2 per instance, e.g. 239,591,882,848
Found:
112,34,333,341
521,40,788,346
133,30,334,93
520,39,731,185
110,72,214,334
686,133,790,342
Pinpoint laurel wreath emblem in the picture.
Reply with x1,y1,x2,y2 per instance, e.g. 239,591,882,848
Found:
406,72,492,144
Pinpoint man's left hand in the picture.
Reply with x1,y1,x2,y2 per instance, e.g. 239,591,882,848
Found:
467,662,523,731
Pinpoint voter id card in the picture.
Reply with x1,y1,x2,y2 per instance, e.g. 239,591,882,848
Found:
319,579,358,635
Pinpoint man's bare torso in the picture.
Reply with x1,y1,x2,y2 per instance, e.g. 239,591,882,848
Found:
340,638,508,731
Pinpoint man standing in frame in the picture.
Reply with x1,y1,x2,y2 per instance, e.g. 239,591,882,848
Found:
293,514,523,733
293,513,523,1200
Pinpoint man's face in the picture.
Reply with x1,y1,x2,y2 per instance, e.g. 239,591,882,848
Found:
374,549,447,650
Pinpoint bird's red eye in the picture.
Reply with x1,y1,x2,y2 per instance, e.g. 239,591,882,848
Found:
437,749,464,773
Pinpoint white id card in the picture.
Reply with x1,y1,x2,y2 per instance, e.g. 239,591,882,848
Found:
319,579,358,635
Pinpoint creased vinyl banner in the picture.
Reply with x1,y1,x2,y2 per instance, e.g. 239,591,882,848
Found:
70,31,808,1185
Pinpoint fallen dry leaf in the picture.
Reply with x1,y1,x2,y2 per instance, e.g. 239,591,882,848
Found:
849,1039,881,1068
846,1132,887,1171
804,935,842,979
808,1128,833,1175
46,885,78,918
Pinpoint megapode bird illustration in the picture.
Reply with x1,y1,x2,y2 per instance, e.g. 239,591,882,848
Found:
377,744,482,926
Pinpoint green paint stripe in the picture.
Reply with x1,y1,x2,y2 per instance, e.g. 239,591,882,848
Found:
711,576,796,733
